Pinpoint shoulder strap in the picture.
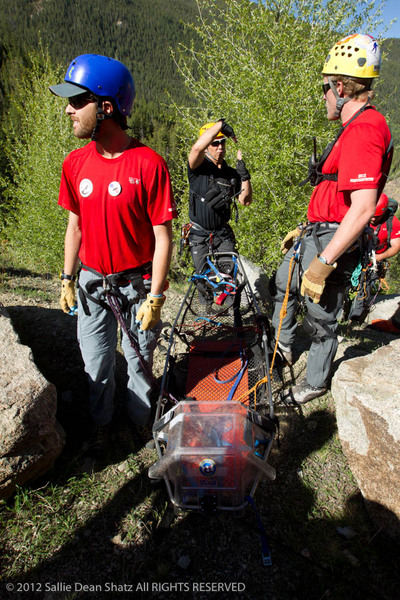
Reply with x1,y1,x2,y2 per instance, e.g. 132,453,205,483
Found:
301,101,374,187
386,214,394,248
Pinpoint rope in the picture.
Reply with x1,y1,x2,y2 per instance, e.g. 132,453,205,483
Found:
105,292,179,404
231,235,303,409
106,292,159,387
380,277,389,292
212,342,248,402
233,373,270,409
269,253,297,373
269,228,306,373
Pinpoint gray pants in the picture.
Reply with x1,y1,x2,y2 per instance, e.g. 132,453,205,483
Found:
271,226,359,388
189,223,237,301
189,224,236,273
77,269,161,427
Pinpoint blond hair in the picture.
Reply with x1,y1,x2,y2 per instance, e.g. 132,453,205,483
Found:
330,75,375,101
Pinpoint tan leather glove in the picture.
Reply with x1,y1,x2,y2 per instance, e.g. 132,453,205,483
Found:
136,294,165,331
300,255,336,303
60,280,76,314
280,226,301,254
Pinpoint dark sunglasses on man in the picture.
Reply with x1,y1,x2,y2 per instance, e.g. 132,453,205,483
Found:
322,81,337,96
68,93,97,110
210,139,226,147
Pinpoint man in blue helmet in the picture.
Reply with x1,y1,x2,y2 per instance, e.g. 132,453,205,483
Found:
50,54,177,456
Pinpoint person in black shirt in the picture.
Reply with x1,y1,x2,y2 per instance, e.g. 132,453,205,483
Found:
187,120,252,303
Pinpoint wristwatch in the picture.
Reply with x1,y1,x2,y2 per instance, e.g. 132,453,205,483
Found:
318,255,333,266
60,272,76,281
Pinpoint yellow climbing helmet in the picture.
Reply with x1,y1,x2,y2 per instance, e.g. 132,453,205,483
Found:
322,34,381,79
199,122,225,139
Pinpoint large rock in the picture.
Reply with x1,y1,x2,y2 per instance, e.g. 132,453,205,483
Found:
366,294,400,323
0,304,65,499
332,339,400,543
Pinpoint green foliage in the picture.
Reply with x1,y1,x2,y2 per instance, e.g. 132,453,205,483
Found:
171,0,392,271
0,47,85,273
0,0,198,105
0,1,398,276
380,38,400,177
131,99,179,167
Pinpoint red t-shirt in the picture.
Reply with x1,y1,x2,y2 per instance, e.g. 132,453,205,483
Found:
307,107,392,223
372,215,400,254
58,139,177,274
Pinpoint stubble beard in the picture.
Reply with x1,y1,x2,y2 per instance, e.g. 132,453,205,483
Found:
72,114,97,139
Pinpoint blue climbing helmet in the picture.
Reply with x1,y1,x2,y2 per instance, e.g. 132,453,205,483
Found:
49,54,135,117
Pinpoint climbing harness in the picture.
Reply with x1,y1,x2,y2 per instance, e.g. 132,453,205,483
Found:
78,264,169,395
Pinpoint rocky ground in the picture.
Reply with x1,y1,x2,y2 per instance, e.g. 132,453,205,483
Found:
0,268,399,600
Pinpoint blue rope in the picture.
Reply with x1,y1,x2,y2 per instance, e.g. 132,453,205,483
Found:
212,342,248,401
245,495,272,566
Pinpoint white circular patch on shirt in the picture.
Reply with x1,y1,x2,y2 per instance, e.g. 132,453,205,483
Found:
79,179,93,197
108,181,122,196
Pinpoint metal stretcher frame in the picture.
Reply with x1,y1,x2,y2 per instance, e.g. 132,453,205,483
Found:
149,252,276,512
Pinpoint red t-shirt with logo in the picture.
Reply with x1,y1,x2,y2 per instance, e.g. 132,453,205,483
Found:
307,107,392,223
372,215,400,254
58,139,177,274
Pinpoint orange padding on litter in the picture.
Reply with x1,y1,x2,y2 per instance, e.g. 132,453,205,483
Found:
186,340,248,402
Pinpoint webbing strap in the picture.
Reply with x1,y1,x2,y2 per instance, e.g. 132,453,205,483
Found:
245,495,272,566
300,101,374,187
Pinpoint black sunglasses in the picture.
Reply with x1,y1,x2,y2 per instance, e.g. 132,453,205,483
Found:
210,139,226,147
322,81,336,95
68,93,96,110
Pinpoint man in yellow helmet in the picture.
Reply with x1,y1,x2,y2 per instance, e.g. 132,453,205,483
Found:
187,119,252,306
272,34,393,404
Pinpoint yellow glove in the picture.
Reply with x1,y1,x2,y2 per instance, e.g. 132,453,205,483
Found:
280,226,301,254
60,280,76,314
136,294,165,331
300,255,336,303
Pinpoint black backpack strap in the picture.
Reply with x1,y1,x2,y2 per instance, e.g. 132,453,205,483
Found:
386,214,394,249
301,101,374,187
